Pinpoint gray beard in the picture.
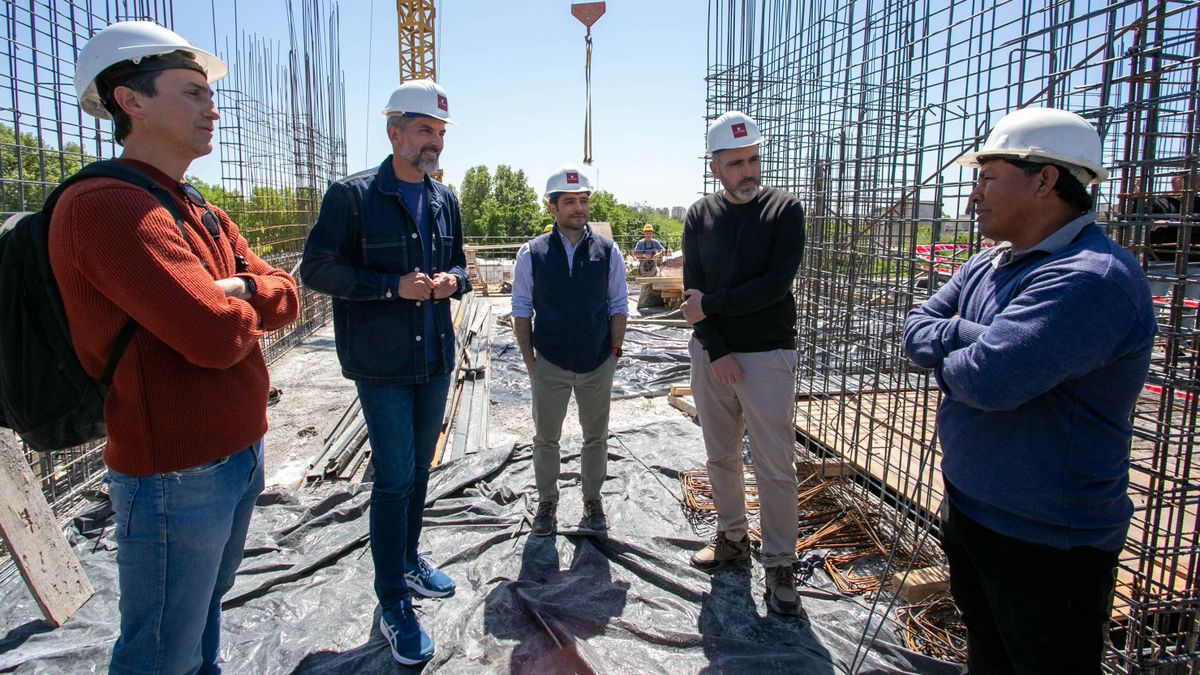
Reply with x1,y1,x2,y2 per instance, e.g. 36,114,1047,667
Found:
727,184,760,202
401,146,440,175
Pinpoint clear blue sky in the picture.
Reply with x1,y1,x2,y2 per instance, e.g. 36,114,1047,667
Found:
177,0,710,210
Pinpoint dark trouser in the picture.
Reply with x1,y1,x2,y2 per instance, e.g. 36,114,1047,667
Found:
940,501,1119,675
356,369,451,612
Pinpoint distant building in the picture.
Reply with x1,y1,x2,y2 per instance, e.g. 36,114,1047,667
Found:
870,200,944,239
670,206,685,220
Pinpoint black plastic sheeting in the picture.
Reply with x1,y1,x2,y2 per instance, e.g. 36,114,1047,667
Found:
491,318,693,404
0,420,958,674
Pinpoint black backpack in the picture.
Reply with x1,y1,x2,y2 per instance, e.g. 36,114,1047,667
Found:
0,160,190,452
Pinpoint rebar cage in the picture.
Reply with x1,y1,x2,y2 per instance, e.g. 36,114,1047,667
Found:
707,1,1199,671
0,1,345,522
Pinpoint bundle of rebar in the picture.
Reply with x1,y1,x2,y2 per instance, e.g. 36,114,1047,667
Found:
896,591,967,663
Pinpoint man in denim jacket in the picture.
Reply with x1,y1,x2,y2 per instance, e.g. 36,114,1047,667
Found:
299,79,469,666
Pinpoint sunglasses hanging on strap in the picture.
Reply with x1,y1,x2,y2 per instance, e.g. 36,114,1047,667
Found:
180,183,249,273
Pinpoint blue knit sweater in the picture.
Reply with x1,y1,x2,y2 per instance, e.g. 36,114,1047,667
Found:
903,216,1156,551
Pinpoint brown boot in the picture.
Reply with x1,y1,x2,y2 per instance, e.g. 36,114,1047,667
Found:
583,499,608,531
690,531,751,571
531,500,557,537
764,564,802,615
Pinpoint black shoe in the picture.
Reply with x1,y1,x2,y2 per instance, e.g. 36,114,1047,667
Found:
532,500,557,537
583,499,608,531
764,564,802,616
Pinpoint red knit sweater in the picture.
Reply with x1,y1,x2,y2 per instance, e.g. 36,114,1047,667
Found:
48,159,299,475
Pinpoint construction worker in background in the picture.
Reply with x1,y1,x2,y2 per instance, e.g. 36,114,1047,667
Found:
903,108,1156,673
633,223,666,276
51,21,299,673
680,111,806,616
299,79,469,666
1146,171,1200,262
633,223,665,259
511,165,628,537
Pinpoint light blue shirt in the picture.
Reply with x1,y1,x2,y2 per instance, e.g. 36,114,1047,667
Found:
511,228,629,319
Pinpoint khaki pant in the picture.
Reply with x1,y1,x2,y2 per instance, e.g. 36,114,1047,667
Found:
531,355,617,502
689,337,798,567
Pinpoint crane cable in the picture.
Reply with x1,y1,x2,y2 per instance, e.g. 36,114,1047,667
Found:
583,28,594,165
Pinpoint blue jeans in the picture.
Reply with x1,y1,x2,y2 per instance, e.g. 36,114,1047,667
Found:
356,371,451,611
106,440,264,675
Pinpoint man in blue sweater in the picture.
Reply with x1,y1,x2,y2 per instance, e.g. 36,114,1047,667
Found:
903,108,1156,673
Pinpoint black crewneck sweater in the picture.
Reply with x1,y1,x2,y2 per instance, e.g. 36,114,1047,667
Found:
682,186,806,360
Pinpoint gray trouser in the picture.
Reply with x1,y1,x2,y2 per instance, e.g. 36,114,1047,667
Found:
531,355,617,502
689,337,799,567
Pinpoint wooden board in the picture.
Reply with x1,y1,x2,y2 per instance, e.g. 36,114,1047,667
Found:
669,384,691,397
797,389,1197,612
0,437,94,626
794,390,944,520
668,392,697,418
888,565,951,603
627,318,688,327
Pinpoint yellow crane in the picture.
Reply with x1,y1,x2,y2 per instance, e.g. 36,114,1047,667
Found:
395,0,437,81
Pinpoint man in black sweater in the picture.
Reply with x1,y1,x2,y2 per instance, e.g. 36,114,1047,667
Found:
681,110,806,616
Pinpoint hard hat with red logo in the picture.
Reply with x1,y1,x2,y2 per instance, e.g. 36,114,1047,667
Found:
706,110,763,154
544,165,594,200
382,79,454,124
74,21,227,120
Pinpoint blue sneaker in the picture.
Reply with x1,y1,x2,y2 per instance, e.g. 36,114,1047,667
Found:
405,554,456,598
379,599,435,665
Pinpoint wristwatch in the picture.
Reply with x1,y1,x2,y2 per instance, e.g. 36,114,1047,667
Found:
242,276,257,298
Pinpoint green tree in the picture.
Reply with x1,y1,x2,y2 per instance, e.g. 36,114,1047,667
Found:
585,189,634,239
458,165,491,236
1,123,91,213
182,175,239,214
481,165,539,238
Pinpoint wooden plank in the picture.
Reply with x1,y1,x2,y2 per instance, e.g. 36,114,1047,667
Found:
668,392,697,418
794,460,855,479
888,565,951,602
669,384,692,397
798,389,1197,614
794,391,944,522
0,438,94,626
627,318,689,327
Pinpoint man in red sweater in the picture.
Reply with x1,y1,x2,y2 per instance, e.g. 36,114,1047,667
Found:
48,21,298,674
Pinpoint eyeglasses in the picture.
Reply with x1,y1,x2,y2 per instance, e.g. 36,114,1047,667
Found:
180,183,221,240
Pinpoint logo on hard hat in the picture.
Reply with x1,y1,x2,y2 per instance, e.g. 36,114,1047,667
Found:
731,122,748,138
566,172,579,184
437,94,448,111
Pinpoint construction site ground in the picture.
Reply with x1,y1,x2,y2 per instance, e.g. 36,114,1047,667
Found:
0,295,958,674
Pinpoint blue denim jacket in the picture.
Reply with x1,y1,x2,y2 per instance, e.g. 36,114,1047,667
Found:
300,157,470,384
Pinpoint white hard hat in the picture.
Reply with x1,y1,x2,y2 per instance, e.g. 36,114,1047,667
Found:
706,110,763,154
544,165,593,200
958,107,1108,186
382,79,454,124
74,21,227,120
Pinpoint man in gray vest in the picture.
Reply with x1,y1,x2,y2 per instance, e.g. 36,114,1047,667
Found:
511,165,628,537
